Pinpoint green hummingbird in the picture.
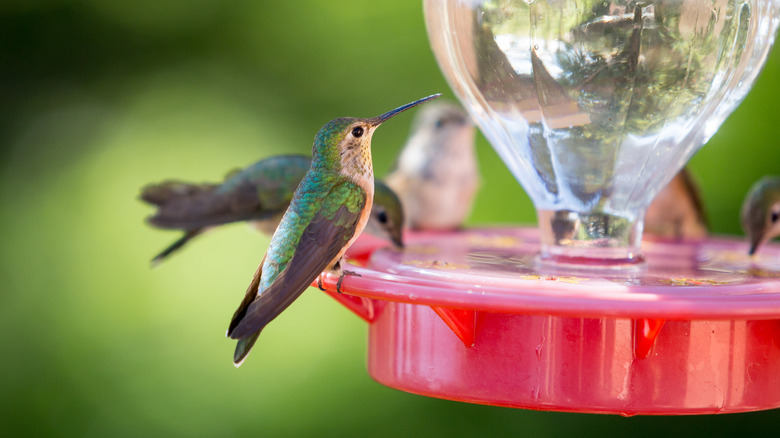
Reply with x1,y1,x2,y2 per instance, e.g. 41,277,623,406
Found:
362,180,405,246
140,155,404,264
384,101,478,230
227,94,440,366
741,176,780,255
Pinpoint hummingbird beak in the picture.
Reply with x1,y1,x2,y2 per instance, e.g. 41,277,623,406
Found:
391,230,404,249
748,235,763,256
370,93,442,126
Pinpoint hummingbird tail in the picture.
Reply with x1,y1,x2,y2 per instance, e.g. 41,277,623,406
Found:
151,229,202,266
233,332,261,367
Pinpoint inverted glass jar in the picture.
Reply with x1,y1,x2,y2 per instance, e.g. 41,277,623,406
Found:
424,0,780,266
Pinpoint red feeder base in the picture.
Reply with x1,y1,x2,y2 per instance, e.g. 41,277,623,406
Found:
316,227,780,415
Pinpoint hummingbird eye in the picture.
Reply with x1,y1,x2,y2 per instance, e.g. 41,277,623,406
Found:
771,211,779,224
376,210,388,224
352,126,364,138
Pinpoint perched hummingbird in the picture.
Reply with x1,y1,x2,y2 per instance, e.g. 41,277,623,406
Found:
227,94,440,365
644,168,708,240
140,155,404,264
362,180,405,247
741,176,780,255
384,101,478,230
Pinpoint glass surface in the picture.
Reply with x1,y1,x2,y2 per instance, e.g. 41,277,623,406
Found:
424,0,780,264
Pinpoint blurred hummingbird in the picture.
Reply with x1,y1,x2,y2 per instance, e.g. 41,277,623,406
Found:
644,167,708,240
227,94,440,365
384,101,478,230
741,176,780,255
140,155,404,265
362,180,405,246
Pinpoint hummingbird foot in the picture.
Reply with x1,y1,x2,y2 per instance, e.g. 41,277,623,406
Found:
336,270,362,294
317,273,326,292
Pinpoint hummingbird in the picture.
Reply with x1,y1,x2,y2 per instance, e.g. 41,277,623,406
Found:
362,180,405,247
741,176,780,255
384,101,478,230
644,167,708,240
226,94,440,365
141,156,405,264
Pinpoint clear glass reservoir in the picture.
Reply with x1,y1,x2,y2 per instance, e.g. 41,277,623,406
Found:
424,0,780,265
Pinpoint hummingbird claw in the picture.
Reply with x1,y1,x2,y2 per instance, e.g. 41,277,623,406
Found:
336,270,362,294
317,274,326,291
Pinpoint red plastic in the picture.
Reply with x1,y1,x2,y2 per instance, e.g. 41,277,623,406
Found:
315,227,780,415
634,318,666,360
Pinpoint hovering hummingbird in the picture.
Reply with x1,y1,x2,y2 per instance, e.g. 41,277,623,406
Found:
644,168,708,240
227,94,440,365
741,176,780,255
140,155,404,264
384,101,478,230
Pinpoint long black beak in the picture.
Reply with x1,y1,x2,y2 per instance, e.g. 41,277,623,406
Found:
391,229,404,249
371,93,441,126
748,235,763,256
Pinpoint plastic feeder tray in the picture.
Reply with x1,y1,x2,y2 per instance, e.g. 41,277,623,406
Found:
315,227,780,416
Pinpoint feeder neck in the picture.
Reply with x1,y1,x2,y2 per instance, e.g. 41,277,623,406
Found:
536,209,645,268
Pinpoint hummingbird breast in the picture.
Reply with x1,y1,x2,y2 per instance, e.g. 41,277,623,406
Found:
336,145,375,266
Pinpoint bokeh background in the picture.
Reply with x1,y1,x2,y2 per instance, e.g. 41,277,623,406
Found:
2,1,780,436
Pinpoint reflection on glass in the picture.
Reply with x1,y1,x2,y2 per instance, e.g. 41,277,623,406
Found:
425,0,780,265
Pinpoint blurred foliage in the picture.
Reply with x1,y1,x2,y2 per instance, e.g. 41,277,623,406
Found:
1,1,779,437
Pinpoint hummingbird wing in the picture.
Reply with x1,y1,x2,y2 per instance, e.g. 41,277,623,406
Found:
227,256,266,364
227,188,367,341
142,179,265,229
140,180,218,205
141,155,312,230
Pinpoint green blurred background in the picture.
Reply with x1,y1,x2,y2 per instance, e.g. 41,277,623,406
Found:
2,1,780,436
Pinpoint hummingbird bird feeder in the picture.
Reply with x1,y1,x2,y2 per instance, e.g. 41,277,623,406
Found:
316,0,780,416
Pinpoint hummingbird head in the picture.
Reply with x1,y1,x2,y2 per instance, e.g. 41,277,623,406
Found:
424,101,475,157
412,101,472,135
394,101,476,174
741,176,780,255
370,180,405,248
311,94,442,182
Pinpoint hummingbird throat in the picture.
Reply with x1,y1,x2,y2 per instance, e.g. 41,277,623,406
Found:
339,136,375,194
